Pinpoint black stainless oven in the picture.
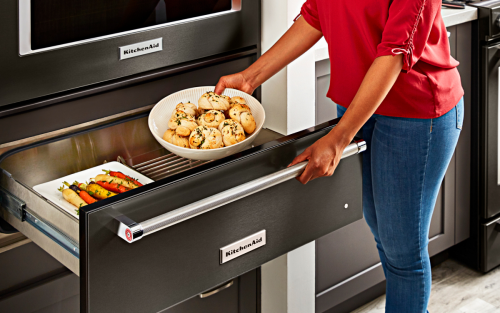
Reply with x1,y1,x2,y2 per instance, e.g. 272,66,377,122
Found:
1,0,252,107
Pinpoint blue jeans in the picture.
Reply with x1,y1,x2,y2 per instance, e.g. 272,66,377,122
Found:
337,98,463,313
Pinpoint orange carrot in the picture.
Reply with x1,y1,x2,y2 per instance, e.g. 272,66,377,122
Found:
79,190,97,205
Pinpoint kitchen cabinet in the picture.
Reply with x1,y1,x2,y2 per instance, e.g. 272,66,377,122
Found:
314,23,472,313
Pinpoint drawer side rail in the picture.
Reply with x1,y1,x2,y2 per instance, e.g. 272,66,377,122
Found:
0,187,79,257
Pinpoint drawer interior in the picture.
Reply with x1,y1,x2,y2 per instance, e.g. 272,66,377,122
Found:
1,114,282,188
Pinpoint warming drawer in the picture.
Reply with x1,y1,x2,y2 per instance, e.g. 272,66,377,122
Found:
0,113,364,312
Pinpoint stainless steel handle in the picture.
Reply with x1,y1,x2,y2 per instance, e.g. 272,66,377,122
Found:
199,280,234,298
117,139,366,243
484,216,500,232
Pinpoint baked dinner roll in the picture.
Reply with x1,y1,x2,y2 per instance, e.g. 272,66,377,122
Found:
198,92,231,111
162,129,190,148
197,110,225,128
172,102,198,117
229,103,256,134
198,108,225,116
230,96,246,106
168,110,197,137
219,120,246,147
222,96,246,119
189,126,224,149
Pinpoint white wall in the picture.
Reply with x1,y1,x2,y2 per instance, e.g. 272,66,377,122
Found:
261,0,289,134
261,0,323,135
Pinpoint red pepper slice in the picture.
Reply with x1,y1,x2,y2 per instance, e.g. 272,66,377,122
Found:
102,170,143,187
96,181,129,193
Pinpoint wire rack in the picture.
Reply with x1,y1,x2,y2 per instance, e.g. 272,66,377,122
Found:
129,154,211,181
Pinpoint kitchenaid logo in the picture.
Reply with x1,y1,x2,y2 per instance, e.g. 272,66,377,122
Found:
123,43,160,55
220,230,266,264
225,237,263,257
119,38,163,60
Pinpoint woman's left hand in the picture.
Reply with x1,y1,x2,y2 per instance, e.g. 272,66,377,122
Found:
288,129,351,184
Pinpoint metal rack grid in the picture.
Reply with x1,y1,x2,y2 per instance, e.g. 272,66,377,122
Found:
130,154,211,181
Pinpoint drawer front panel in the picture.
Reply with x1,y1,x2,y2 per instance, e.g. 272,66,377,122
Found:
481,219,500,272
81,128,363,313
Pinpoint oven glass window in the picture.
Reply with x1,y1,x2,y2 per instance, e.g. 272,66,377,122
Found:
31,0,232,50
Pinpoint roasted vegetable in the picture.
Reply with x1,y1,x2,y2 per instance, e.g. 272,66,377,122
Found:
95,174,139,190
79,190,97,206
65,181,97,207
102,170,143,187
75,181,88,191
64,181,81,193
96,181,129,193
86,181,117,200
58,185,87,213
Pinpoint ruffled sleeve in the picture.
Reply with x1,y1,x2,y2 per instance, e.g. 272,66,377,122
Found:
297,0,322,32
375,0,441,73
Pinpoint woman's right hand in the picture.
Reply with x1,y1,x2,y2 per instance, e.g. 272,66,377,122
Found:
214,72,256,95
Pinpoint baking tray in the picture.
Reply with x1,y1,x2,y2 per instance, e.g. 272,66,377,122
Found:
33,161,154,218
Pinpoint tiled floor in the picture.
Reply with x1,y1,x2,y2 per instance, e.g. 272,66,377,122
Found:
352,259,500,313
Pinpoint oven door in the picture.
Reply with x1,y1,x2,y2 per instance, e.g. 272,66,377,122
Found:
483,43,500,219
1,0,258,107
0,115,364,313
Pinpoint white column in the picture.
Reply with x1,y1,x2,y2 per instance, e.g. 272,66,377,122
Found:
261,241,316,313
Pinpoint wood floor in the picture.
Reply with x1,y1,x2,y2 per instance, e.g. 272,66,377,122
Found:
352,259,500,313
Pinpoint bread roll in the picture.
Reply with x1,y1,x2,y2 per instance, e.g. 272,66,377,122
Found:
189,126,224,149
163,129,190,148
198,92,231,110
172,102,198,117
197,110,225,128
228,103,256,134
219,120,246,147
222,96,246,119
168,110,198,137
198,108,225,116
230,96,246,106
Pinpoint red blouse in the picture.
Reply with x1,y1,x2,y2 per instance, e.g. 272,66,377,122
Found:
299,0,464,118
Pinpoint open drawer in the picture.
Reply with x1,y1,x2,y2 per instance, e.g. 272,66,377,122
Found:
0,113,365,313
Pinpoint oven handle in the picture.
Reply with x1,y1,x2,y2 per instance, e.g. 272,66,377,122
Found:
116,139,367,243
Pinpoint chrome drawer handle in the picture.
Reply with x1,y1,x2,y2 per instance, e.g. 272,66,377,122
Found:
116,139,366,243
199,280,234,299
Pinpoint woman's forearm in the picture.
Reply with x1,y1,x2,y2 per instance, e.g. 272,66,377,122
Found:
243,17,323,89
332,54,404,144
289,54,404,183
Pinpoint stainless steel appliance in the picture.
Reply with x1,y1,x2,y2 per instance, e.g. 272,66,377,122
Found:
455,0,500,272
0,1,366,312
0,0,251,118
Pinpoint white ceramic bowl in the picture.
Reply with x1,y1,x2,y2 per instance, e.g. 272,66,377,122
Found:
148,86,266,161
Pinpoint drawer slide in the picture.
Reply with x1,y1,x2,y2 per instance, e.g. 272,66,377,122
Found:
0,187,79,258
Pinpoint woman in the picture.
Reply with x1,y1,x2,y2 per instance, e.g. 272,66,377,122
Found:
215,0,463,312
